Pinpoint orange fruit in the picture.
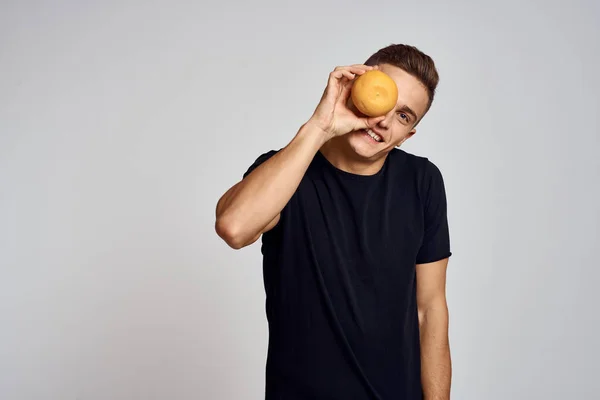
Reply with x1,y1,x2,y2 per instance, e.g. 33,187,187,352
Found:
351,70,398,117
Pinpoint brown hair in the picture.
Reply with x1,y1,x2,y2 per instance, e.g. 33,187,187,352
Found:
364,44,439,120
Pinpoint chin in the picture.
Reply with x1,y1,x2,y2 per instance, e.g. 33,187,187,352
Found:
346,130,389,160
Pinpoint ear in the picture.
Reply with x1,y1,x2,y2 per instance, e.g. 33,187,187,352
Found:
396,129,417,147
405,129,418,142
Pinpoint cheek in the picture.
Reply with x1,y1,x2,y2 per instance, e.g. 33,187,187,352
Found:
391,128,415,146
389,123,409,140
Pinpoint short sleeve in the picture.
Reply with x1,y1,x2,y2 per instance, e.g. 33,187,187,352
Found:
416,160,452,264
243,150,279,179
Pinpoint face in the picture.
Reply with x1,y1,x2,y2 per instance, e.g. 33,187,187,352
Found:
345,63,430,160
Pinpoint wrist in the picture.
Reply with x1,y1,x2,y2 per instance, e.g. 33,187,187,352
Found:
302,119,334,145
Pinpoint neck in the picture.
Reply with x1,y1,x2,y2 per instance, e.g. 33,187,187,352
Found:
320,136,388,176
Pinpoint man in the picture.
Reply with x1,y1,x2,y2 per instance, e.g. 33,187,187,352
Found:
215,44,452,399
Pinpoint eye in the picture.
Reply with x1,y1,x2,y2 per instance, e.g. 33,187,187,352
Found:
397,112,410,123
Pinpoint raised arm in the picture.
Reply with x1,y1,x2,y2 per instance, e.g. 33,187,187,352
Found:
215,122,326,249
215,64,384,249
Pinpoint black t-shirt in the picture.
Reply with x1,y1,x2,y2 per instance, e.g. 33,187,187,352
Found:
243,148,451,400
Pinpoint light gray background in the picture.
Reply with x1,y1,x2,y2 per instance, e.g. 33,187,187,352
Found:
1,1,599,399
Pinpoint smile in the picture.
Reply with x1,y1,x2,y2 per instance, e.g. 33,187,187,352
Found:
363,129,383,142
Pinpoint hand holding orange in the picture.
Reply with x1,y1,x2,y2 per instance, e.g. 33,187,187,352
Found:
351,70,398,117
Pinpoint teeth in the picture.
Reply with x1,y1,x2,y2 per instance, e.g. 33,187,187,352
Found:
366,129,382,142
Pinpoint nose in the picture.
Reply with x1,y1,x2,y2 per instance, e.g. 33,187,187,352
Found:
377,112,393,129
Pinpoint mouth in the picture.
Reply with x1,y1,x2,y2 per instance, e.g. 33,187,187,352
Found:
361,128,383,143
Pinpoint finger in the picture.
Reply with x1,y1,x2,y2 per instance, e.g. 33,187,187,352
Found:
341,70,355,80
327,71,356,98
333,65,373,75
330,69,357,81
324,75,348,105
338,78,354,104
335,64,374,71
326,67,367,104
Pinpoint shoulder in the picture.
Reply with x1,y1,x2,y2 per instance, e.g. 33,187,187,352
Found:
388,148,446,199
388,148,442,179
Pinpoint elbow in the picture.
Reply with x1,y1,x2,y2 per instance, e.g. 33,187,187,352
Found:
418,308,428,329
418,301,449,329
215,217,247,249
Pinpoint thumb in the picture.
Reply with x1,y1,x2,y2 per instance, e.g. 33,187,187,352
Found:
359,115,385,130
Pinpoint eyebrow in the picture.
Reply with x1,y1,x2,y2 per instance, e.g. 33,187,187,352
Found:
398,105,418,122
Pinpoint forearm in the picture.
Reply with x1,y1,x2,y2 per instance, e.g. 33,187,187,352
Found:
215,121,328,248
419,305,452,400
